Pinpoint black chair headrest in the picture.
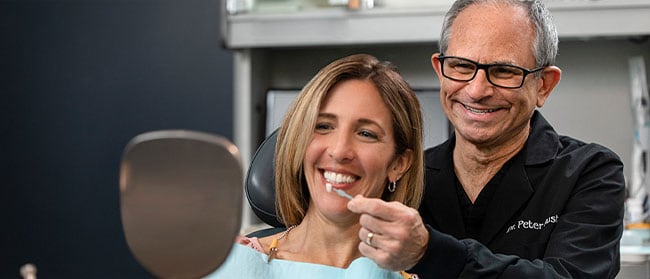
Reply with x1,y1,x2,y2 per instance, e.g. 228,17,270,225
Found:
245,129,284,227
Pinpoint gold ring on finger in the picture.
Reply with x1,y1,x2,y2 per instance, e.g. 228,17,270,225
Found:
366,232,374,247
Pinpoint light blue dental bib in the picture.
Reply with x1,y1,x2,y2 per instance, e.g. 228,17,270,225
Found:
205,243,404,279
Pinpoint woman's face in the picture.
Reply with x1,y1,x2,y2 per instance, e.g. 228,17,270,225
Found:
303,79,408,222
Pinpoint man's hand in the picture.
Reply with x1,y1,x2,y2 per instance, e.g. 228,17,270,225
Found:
347,195,429,271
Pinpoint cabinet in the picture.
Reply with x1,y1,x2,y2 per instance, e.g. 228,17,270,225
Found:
223,0,650,48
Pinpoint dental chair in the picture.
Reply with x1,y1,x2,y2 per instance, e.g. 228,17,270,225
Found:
244,129,286,237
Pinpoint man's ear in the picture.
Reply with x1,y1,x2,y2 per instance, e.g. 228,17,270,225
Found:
431,53,445,83
536,66,562,108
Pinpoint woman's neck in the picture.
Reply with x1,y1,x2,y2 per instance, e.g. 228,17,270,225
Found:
266,214,363,268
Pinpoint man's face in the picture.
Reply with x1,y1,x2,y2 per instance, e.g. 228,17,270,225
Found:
433,3,549,149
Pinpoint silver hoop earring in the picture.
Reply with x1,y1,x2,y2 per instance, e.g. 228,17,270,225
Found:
388,181,397,192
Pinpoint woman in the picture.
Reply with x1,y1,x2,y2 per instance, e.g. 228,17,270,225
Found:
208,54,424,278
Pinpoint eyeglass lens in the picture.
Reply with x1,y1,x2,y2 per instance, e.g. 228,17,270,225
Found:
442,57,526,88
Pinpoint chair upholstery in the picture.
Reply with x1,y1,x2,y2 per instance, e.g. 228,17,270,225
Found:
246,227,285,238
245,129,284,228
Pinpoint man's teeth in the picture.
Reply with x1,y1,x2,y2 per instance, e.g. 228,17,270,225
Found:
464,104,497,114
324,171,356,184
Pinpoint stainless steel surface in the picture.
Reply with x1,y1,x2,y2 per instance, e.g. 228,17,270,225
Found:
120,130,242,278
618,260,650,279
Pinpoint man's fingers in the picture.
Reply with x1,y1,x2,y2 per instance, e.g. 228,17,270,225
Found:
357,232,407,271
357,232,393,270
349,195,429,271
359,227,378,248
348,195,410,221
351,198,422,236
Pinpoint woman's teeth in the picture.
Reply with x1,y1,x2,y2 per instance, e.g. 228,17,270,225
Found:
323,171,356,184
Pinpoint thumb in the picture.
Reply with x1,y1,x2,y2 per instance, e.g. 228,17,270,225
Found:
347,194,370,214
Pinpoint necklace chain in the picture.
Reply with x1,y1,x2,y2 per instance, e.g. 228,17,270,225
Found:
278,225,296,240
267,225,296,263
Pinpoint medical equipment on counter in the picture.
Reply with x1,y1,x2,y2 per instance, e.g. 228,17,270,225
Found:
627,56,650,225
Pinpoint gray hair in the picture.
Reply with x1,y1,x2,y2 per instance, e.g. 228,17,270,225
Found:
439,0,558,67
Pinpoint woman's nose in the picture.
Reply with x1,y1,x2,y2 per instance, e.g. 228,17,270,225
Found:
328,132,355,163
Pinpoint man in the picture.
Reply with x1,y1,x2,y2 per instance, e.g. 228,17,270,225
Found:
348,0,625,277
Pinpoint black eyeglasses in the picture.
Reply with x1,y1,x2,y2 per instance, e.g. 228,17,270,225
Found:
437,55,545,89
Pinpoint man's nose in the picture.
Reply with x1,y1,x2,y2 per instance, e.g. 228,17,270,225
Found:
465,69,495,99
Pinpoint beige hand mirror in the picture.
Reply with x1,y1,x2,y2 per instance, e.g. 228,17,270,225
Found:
120,130,242,278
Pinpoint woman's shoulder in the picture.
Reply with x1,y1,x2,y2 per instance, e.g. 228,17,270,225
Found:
235,235,265,253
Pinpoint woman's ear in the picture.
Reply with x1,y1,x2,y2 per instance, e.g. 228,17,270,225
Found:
389,149,413,181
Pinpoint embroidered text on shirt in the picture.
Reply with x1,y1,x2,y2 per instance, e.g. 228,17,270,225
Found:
506,214,559,234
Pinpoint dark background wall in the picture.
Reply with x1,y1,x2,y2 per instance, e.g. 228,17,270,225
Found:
1,0,233,277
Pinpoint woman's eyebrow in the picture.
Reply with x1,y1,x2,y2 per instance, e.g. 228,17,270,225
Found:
317,112,336,119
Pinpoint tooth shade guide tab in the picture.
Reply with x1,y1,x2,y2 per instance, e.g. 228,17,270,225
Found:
334,188,353,200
